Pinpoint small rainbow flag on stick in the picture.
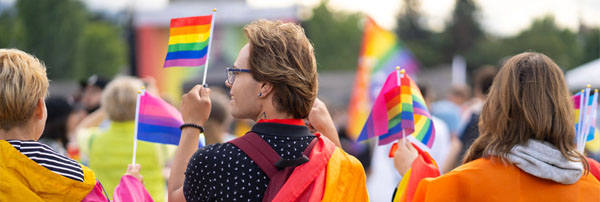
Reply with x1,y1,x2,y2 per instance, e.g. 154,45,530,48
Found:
357,67,435,148
163,9,217,85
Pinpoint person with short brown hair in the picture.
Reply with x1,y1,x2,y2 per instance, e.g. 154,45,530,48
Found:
168,19,367,202
393,52,600,202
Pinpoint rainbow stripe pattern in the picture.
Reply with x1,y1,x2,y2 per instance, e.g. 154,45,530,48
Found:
357,71,435,147
163,15,213,68
346,17,420,140
391,143,440,202
136,91,202,147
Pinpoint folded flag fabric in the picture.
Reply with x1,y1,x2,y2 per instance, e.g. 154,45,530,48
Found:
357,70,435,147
136,91,202,147
391,143,440,202
163,14,213,68
113,175,154,202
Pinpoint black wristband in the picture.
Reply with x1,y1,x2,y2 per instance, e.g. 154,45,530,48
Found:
180,123,204,133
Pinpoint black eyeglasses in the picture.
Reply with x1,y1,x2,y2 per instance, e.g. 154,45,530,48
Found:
226,67,251,85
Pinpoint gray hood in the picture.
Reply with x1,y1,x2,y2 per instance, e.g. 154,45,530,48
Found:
497,139,583,184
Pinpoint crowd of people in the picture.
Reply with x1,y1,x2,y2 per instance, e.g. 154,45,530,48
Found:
1,19,600,202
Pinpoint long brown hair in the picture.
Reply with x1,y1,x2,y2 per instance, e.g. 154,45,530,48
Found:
463,52,588,170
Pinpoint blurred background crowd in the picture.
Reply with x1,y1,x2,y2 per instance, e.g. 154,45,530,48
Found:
1,0,599,201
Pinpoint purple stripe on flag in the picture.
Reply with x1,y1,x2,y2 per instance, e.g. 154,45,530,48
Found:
163,56,206,67
139,114,183,128
379,132,402,145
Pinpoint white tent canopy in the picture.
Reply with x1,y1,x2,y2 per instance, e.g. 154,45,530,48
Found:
566,58,600,90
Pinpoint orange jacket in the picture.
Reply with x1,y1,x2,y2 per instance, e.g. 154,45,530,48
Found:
412,157,600,202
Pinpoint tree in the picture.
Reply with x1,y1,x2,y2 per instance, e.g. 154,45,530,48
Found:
302,2,363,71
79,21,127,79
467,16,584,70
0,10,21,48
396,0,429,41
506,16,582,69
581,27,600,63
396,0,445,67
446,0,483,56
16,0,87,79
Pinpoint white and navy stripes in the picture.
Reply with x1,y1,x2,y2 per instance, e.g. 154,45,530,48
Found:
8,140,84,182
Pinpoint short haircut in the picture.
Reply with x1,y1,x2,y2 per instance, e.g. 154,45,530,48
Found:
101,76,144,122
0,49,49,131
243,19,318,119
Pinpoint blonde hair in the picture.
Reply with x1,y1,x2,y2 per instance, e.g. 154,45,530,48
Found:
0,49,49,131
464,52,588,171
101,76,143,122
243,19,318,119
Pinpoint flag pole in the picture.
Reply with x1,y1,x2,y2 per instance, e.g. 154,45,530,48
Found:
580,85,591,152
201,8,217,87
396,66,406,144
132,88,145,165
577,89,585,151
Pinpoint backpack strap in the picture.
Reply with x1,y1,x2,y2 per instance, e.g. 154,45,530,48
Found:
229,132,320,202
228,132,281,178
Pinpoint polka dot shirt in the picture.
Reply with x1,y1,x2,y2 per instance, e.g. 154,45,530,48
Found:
183,122,316,202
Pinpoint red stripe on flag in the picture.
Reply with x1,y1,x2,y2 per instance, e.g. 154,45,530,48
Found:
170,15,213,28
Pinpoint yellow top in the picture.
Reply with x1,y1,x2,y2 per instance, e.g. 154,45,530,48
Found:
587,84,591,88
213,8,217,12
0,140,97,202
400,69,406,74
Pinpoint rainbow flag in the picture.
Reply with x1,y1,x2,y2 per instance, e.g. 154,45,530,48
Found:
357,70,435,147
163,14,213,68
136,90,202,147
347,17,419,140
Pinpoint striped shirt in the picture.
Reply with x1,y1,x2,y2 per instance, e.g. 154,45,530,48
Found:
8,140,84,182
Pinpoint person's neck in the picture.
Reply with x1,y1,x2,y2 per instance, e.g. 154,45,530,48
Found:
254,101,293,121
0,125,38,141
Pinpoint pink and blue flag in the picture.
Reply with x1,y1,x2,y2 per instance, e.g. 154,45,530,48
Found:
136,91,202,147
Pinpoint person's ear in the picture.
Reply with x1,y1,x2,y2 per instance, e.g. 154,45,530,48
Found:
258,82,274,98
34,98,46,120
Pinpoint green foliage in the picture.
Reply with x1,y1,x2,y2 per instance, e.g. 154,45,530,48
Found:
0,0,127,80
396,0,446,67
581,28,600,63
79,22,127,79
395,0,597,71
445,0,482,55
302,2,363,71
467,16,585,70
16,0,87,79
